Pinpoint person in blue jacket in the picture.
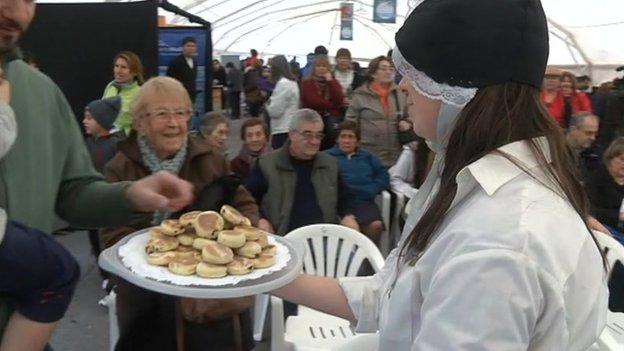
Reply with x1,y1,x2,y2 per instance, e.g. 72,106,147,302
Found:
326,120,389,241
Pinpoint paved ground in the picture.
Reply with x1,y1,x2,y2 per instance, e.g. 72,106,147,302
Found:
51,232,111,351
50,117,271,350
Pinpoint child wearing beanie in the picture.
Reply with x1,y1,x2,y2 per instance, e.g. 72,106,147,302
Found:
83,96,123,173
82,96,123,284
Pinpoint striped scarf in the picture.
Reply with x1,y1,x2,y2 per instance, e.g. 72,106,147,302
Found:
137,135,188,224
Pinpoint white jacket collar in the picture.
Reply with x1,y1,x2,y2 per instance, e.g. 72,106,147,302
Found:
460,137,551,196
402,137,552,241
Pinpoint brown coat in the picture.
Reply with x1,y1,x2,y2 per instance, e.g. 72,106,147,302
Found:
101,134,260,349
100,134,260,249
345,83,407,168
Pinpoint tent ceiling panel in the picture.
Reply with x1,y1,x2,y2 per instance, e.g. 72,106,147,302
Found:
171,0,623,64
39,0,624,80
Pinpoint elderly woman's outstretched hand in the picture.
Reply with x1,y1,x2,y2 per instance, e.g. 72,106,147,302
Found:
125,171,194,212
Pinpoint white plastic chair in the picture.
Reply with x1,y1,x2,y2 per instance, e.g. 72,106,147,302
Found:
594,231,624,350
271,224,385,351
257,193,391,341
332,333,379,351
389,190,406,251
375,190,392,256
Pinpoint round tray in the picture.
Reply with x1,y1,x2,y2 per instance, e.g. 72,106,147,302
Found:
98,230,304,298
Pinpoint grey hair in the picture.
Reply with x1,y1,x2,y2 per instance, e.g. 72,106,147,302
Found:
201,111,229,136
289,108,324,132
569,111,599,129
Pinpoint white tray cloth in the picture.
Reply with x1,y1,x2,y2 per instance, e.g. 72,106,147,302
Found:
118,232,291,286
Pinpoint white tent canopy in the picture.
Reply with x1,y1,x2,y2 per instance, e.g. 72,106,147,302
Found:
44,0,624,83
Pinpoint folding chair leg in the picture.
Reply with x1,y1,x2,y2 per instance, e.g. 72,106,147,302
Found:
175,299,185,351
104,291,118,351
271,296,286,351
253,294,269,341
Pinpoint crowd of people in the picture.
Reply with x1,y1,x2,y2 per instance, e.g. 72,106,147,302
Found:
1,0,623,350
212,45,624,246
211,47,415,246
539,66,624,240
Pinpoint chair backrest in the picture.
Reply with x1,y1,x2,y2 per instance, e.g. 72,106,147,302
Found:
285,224,385,278
593,230,624,274
593,231,624,351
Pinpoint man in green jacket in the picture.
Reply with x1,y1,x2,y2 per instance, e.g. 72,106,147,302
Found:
0,1,194,349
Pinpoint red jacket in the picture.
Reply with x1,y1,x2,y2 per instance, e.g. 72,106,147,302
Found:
301,78,345,119
541,91,592,127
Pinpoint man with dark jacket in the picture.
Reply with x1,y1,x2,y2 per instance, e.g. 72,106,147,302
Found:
245,109,358,235
226,62,243,119
166,36,198,102
598,83,624,149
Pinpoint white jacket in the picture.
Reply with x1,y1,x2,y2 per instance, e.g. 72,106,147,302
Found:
388,145,418,199
340,138,608,350
265,77,300,135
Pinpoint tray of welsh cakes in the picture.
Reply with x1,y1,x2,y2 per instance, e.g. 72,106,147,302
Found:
98,205,304,298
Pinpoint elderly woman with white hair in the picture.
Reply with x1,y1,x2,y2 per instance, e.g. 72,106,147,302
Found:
271,0,608,349
101,76,260,351
200,111,230,156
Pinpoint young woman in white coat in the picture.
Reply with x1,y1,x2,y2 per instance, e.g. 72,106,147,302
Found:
265,55,300,149
272,0,608,349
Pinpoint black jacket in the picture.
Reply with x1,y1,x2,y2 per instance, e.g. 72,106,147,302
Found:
586,165,624,228
598,90,624,148
213,67,226,86
350,72,367,93
166,54,197,101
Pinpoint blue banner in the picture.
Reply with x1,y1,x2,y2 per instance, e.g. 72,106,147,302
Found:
158,28,208,117
340,3,354,41
373,0,397,23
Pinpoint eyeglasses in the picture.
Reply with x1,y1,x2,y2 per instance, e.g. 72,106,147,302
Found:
295,130,325,141
144,109,192,123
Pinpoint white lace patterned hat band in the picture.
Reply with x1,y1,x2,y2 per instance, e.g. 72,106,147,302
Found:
391,47,477,107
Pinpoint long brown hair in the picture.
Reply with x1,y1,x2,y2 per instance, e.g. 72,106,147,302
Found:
412,138,432,188
399,82,605,267
269,55,296,83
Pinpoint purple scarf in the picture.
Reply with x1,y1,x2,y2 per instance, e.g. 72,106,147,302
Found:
237,144,272,168
257,77,275,93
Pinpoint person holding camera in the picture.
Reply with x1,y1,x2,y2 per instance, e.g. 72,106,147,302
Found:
345,55,408,168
